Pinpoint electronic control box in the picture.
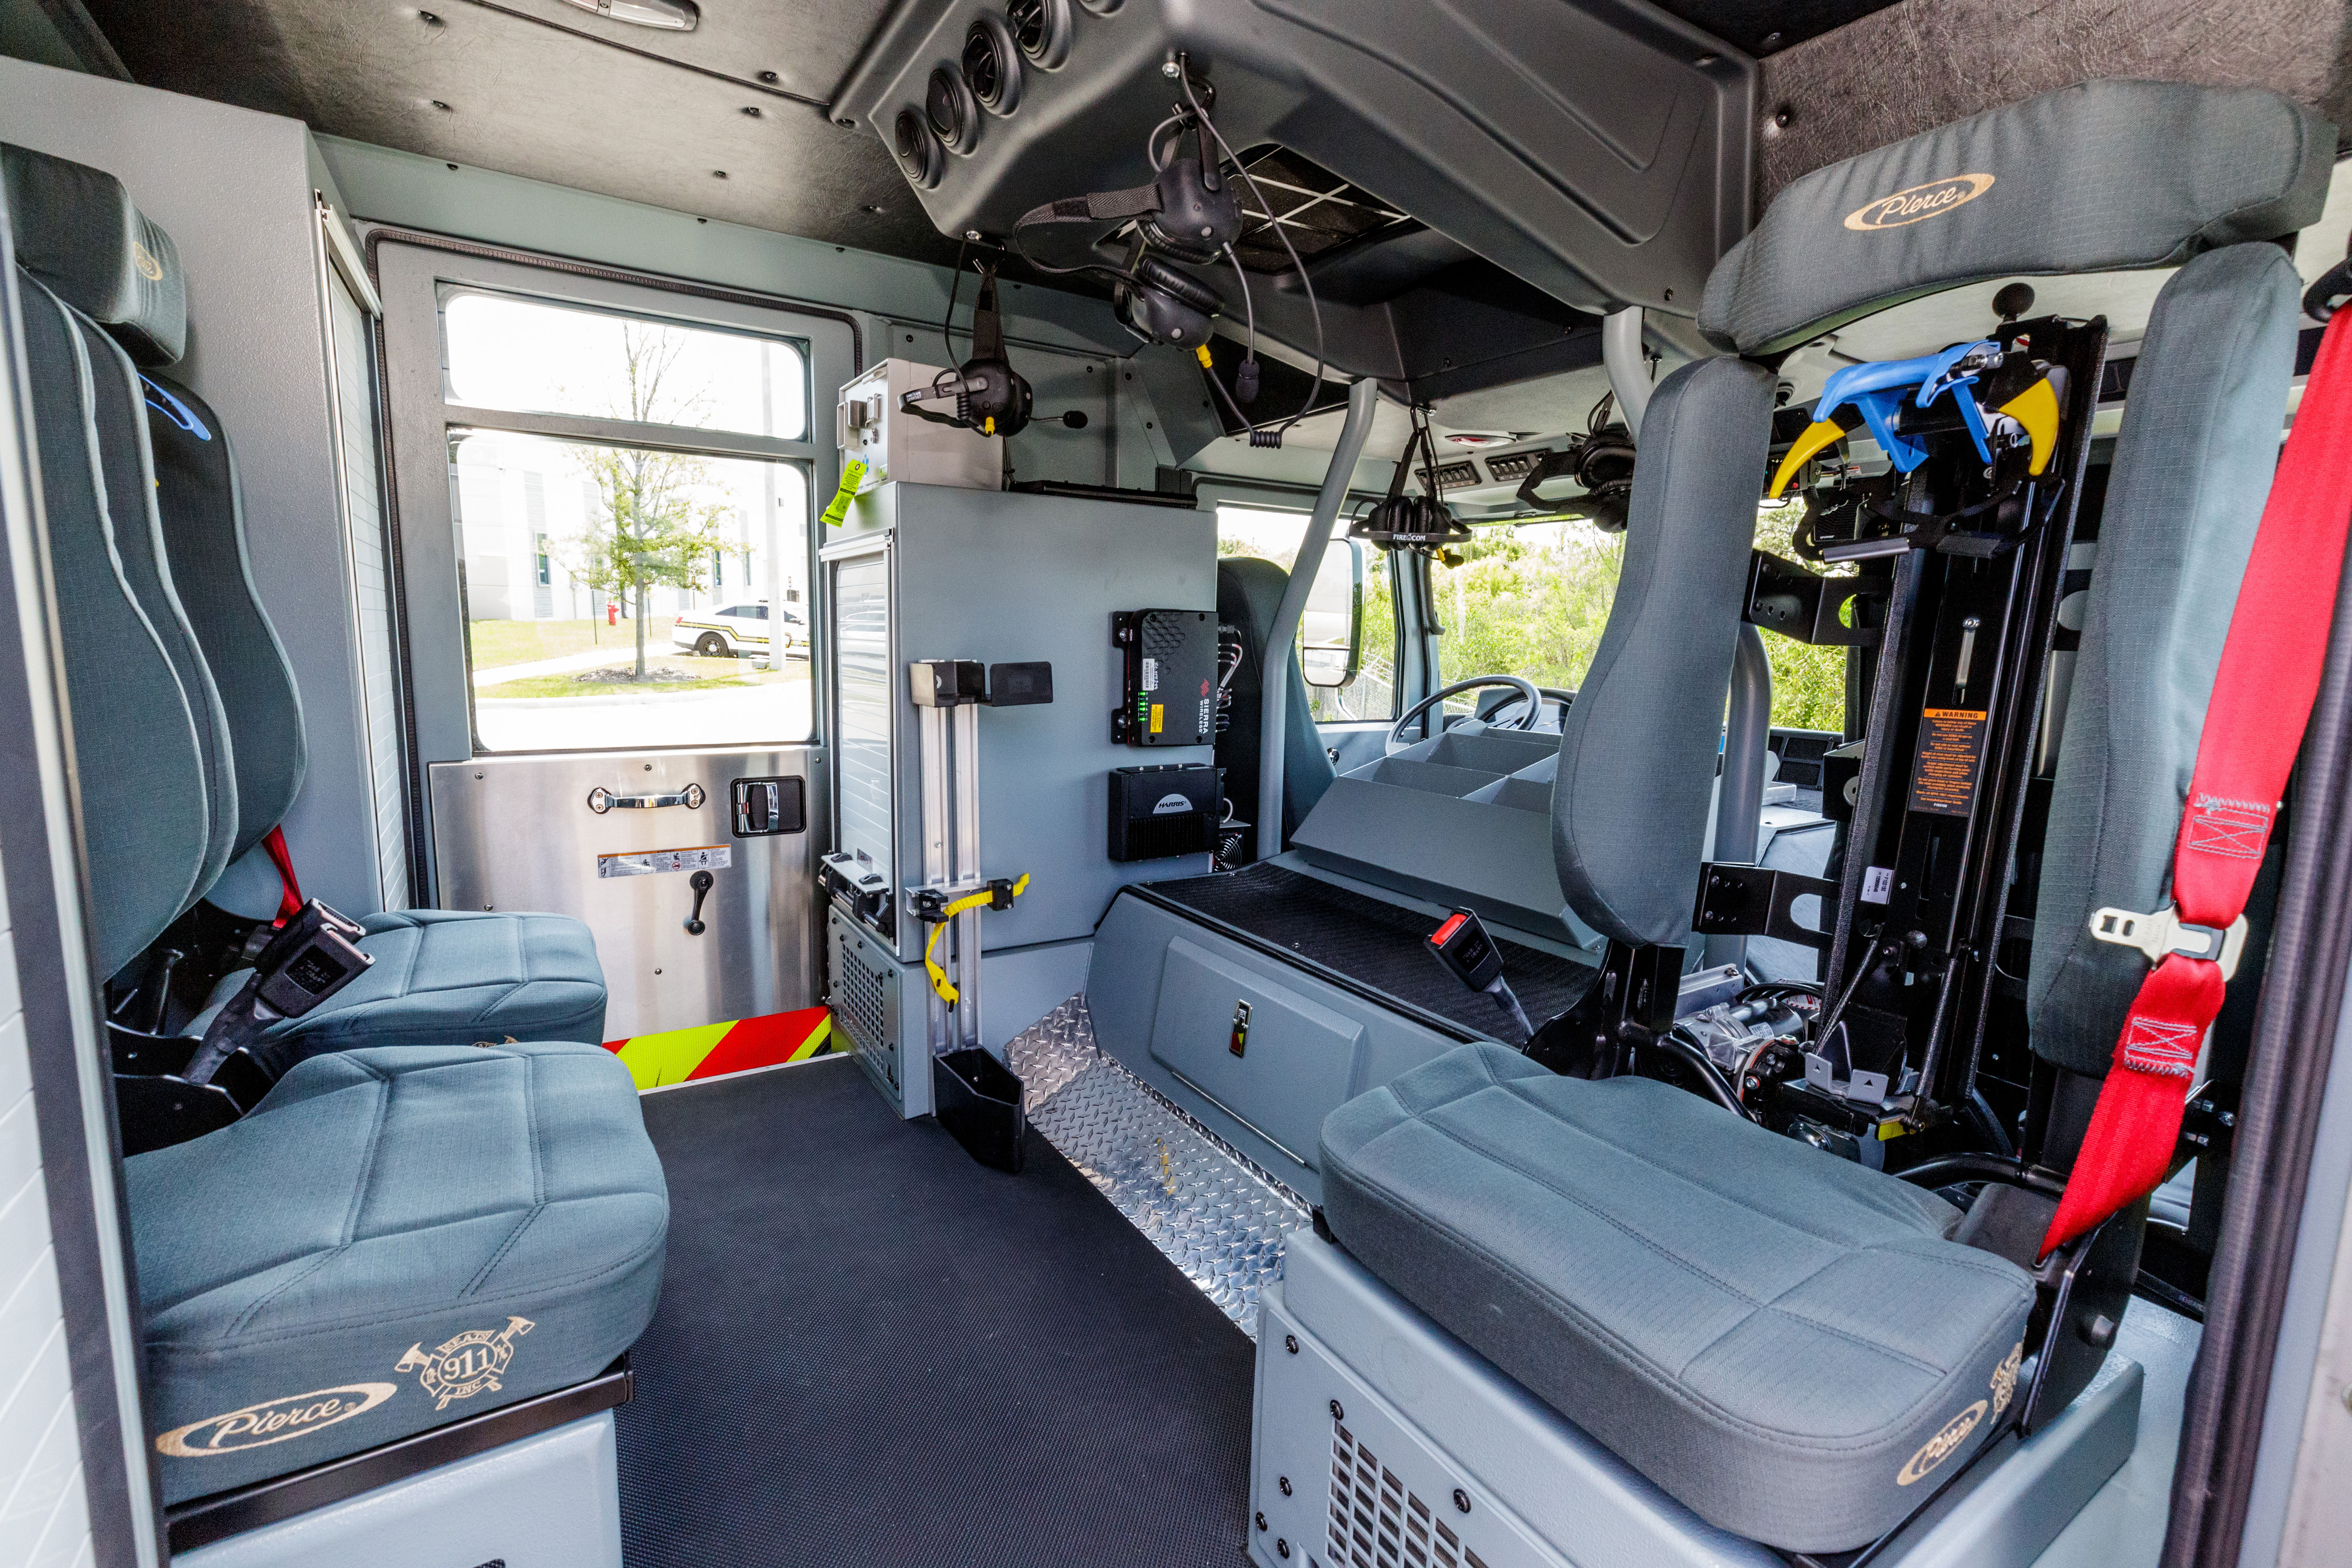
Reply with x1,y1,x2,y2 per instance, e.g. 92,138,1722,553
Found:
1111,608,1216,748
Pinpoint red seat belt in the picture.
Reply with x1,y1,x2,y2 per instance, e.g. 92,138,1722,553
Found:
2042,308,2352,1258
261,825,304,927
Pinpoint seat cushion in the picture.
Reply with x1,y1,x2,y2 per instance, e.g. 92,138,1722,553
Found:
1319,1045,2034,1552
195,909,608,1074
127,1040,667,1502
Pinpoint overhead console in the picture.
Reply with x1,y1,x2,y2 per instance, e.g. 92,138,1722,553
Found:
832,0,1756,335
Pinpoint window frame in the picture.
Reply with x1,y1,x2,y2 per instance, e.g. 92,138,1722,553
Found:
375,244,854,769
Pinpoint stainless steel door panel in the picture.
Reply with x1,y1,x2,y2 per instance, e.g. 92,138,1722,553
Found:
430,747,825,1038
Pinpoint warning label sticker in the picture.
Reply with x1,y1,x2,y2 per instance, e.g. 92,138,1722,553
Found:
1907,708,1989,817
598,844,732,879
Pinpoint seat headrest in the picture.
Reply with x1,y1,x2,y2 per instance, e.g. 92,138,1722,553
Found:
1699,80,2333,358
2,143,186,366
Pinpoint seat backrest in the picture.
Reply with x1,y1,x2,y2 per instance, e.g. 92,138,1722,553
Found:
5,145,220,972
1550,356,1775,947
12,274,208,975
144,372,306,860
1694,78,2330,1077
2028,241,2304,1075
69,310,238,898
1217,555,1335,847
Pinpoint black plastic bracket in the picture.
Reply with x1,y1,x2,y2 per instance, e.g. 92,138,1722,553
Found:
1692,862,1838,951
1744,550,1882,646
1526,940,1680,1077
2020,1201,2146,1434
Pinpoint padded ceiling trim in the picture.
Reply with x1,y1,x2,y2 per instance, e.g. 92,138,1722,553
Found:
80,0,957,263
1753,0,2352,212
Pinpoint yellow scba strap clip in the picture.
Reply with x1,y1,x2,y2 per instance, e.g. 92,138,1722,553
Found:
922,873,1031,1005
1996,376,2060,477
1768,418,1846,499
820,457,868,528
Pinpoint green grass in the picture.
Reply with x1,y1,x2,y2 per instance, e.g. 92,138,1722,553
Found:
475,650,806,700
468,618,636,670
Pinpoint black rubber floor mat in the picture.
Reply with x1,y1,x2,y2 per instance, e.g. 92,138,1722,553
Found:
619,1059,1255,1568
1143,863,1595,1044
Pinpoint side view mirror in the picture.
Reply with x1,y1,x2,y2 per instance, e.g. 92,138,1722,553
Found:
1300,538,1365,688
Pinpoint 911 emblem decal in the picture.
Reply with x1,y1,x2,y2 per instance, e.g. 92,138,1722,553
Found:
396,1315,535,1410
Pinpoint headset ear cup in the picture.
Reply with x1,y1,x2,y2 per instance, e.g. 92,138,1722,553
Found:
1116,256,1220,349
1134,255,1222,315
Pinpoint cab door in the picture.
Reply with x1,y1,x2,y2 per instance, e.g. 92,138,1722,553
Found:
378,241,854,1047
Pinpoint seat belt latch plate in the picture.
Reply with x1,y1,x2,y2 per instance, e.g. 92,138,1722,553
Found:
2087,904,2248,981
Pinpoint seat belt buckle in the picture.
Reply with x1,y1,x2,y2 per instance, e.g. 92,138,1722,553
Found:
2087,904,2248,981
250,900,373,1018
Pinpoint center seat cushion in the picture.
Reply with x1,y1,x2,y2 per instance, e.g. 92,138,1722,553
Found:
1319,1045,2034,1552
192,909,609,1074
127,1040,666,1503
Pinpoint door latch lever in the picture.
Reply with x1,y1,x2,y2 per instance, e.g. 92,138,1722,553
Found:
684,869,714,935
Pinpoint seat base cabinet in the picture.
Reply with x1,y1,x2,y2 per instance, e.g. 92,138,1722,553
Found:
1251,1233,2144,1568
176,1412,622,1568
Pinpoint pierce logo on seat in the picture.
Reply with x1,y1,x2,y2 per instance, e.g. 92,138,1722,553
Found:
131,240,165,281
1897,1399,1987,1485
154,1383,398,1458
397,1316,535,1411
1844,174,1996,232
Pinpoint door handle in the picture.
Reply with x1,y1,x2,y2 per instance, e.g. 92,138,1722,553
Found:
684,870,713,935
587,782,706,813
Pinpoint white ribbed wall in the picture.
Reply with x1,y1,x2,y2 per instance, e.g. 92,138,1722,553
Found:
0,849,92,1567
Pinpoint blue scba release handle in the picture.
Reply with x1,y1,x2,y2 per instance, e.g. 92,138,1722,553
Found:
1815,339,1998,473
140,375,212,441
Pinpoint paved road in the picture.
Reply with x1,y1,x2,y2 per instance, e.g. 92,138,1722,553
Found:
475,678,817,752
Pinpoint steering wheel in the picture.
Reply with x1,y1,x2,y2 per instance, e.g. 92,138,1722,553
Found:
1480,686,1576,730
1387,675,1543,755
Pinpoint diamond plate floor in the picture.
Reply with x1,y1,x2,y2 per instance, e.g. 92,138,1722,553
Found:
1008,996,1310,1336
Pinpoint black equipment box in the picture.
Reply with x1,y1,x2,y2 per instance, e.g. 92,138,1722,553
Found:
1108,763,1219,862
1111,608,1215,746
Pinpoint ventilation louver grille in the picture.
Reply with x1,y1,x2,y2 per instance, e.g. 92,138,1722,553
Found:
1328,1423,1489,1568
1483,451,1547,481
834,938,890,1053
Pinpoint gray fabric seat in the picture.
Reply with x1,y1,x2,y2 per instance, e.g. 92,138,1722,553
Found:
194,909,610,1075
127,1040,666,1503
1307,79,2330,1559
1321,1045,2034,1551
6,140,607,1051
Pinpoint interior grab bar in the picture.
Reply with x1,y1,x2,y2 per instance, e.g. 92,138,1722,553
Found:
587,783,707,813
1257,376,1382,862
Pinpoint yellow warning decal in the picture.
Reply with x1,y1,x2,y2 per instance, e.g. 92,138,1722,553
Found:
1150,704,1164,734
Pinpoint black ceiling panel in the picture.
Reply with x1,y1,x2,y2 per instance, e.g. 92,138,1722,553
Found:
77,0,956,263
1644,0,1904,58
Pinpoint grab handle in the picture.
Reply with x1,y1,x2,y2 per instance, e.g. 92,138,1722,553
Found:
587,782,706,814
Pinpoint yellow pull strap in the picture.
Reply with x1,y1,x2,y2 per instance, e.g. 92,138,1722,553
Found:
1767,418,1846,499
922,874,1031,1005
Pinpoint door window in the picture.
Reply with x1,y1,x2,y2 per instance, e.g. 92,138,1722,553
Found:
443,291,808,440
1216,505,1397,722
438,288,816,753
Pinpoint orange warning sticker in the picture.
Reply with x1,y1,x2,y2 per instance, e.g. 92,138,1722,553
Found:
1907,707,1988,817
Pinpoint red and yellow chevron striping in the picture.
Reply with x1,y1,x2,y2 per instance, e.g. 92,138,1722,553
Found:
604,1005,837,1089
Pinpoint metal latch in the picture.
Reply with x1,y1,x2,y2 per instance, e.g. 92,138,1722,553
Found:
2087,904,2248,981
